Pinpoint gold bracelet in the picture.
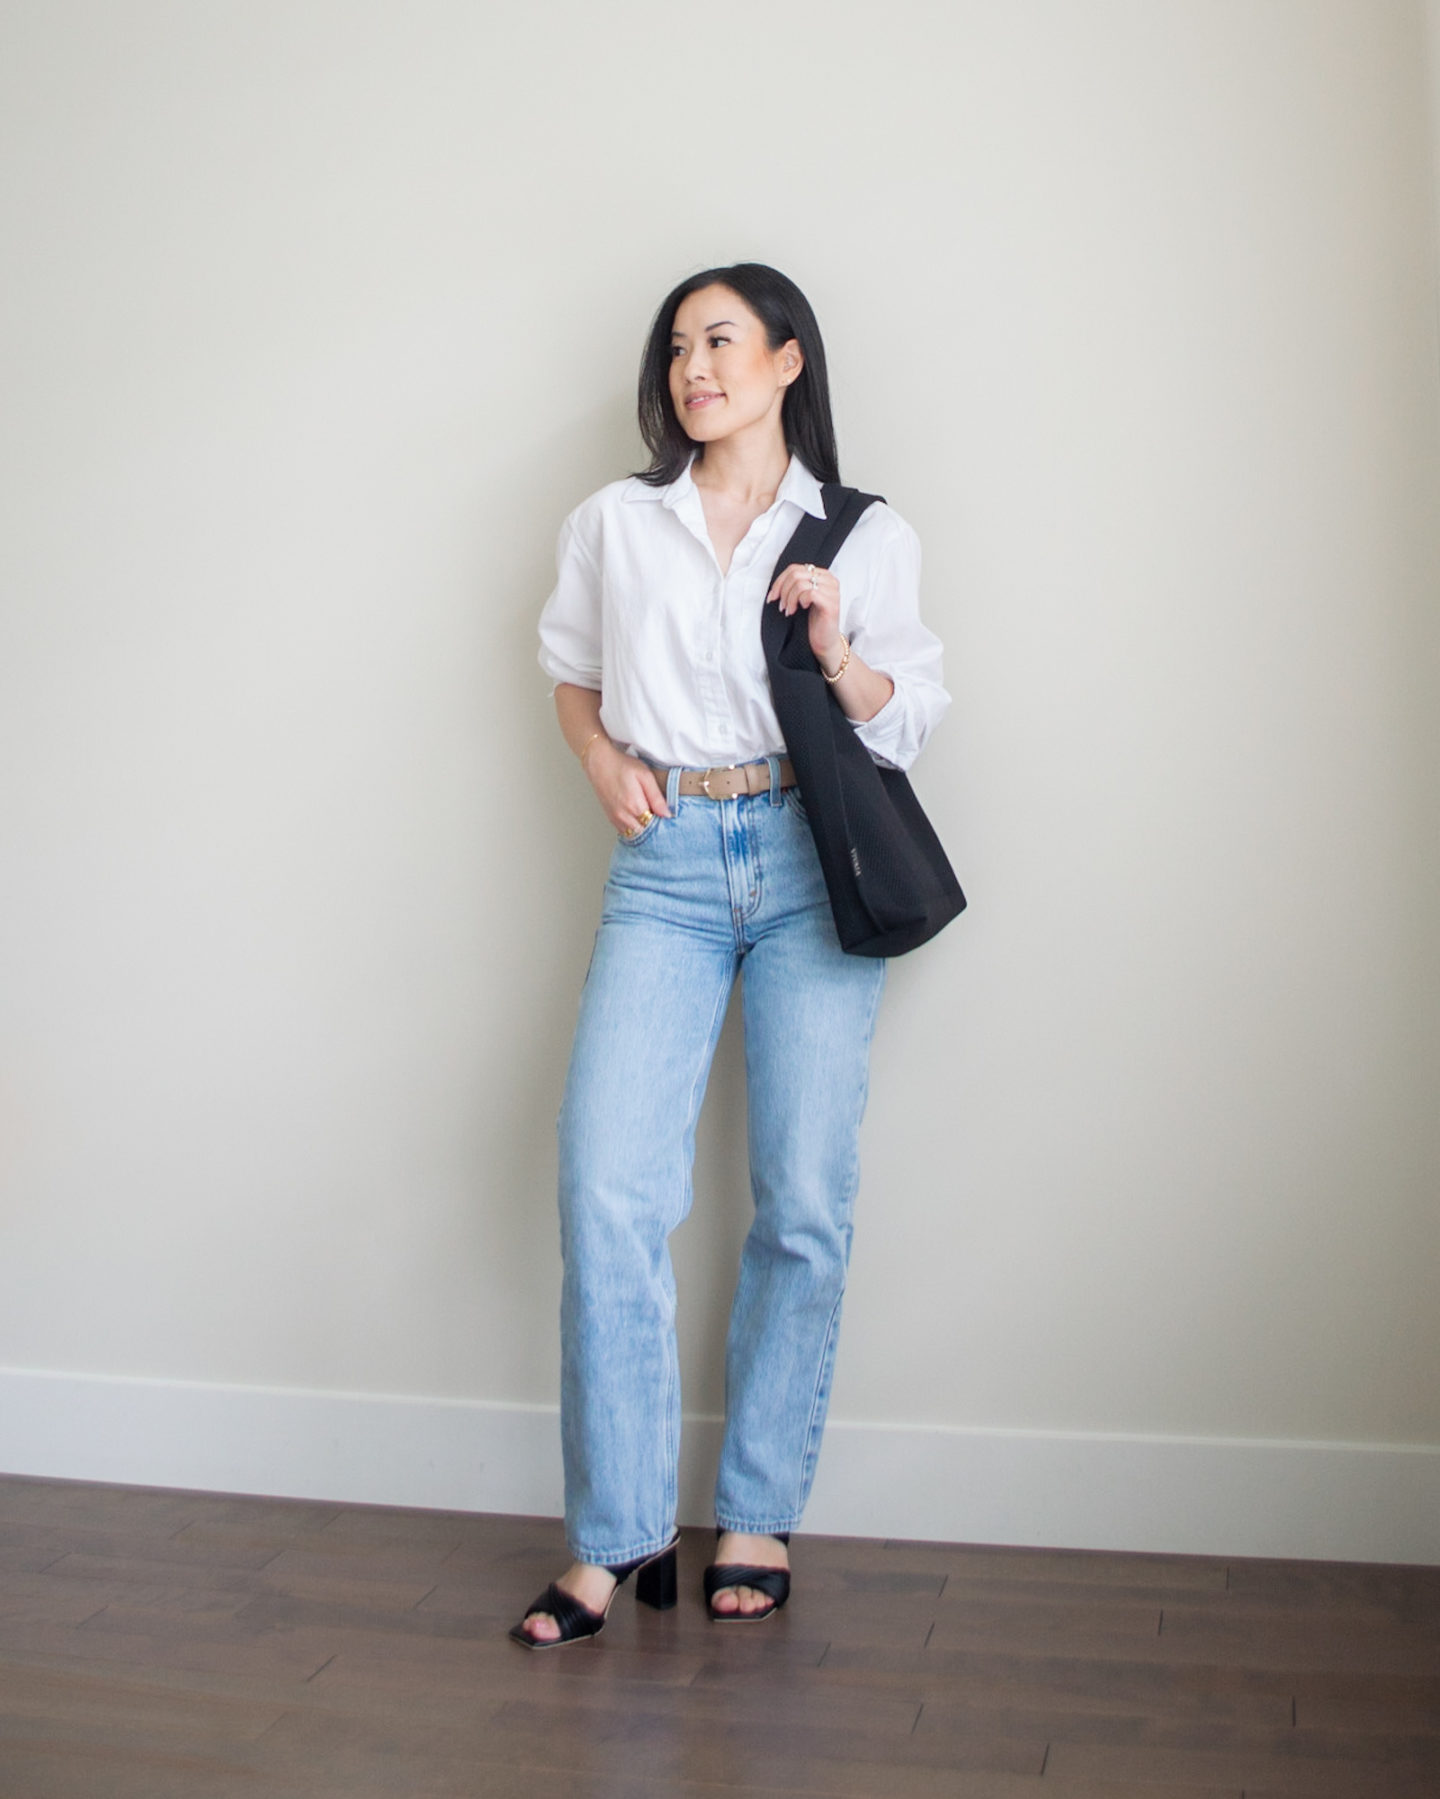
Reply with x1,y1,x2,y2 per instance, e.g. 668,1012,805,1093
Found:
578,731,604,769
821,635,851,684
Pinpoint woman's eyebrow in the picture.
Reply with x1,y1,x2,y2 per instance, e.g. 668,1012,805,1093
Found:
671,320,739,339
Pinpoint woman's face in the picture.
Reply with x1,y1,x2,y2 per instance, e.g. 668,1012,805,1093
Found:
668,285,801,450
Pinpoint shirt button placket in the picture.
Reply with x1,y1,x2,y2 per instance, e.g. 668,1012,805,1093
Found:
703,569,732,754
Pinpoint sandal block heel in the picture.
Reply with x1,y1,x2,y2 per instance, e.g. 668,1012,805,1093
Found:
634,1542,678,1611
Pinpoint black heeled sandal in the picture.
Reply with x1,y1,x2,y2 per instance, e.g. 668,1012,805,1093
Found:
508,1534,679,1651
703,1530,790,1624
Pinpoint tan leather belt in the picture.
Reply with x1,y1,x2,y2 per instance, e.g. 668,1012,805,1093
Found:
648,759,797,801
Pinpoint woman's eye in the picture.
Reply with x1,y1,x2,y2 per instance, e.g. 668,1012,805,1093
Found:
708,335,730,348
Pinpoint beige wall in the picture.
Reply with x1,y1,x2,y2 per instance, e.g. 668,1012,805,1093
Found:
2,1,1438,1547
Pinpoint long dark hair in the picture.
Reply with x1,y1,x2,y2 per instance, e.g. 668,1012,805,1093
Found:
636,263,840,487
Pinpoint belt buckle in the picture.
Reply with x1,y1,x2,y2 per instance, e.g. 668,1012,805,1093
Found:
699,764,737,800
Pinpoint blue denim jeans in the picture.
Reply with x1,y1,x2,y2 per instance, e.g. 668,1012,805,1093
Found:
557,761,886,1566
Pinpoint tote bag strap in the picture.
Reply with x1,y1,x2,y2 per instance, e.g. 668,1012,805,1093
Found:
766,485,883,598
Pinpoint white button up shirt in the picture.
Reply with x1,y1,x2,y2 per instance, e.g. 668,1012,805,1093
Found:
537,457,949,772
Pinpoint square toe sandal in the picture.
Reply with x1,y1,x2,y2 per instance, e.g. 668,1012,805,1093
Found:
509,1535,679,1650
703,1531,791,1624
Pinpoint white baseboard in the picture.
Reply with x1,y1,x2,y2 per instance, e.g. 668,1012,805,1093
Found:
2,1366,1436,1564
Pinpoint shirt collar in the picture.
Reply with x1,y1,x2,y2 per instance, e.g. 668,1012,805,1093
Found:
658,459,697,511
645,455,827,518
777,456,827,519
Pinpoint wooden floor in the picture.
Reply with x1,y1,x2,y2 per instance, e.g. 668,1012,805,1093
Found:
1,1476,1438,1796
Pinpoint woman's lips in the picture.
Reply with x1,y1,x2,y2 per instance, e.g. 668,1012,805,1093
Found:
685,391,723,409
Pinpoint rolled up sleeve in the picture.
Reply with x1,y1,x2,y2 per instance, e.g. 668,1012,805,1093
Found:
538,506,604,691
842,507,951,770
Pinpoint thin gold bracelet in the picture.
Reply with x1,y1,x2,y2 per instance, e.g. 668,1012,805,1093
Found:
578,731,604,769
822,635,851,684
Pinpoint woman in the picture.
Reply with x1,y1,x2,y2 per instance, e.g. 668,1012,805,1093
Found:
512,264,948,1647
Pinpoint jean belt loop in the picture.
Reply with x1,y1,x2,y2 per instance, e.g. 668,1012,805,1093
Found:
767,755,782,806
666,765,682,810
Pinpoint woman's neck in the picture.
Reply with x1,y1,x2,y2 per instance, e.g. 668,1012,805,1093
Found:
690,430,790,508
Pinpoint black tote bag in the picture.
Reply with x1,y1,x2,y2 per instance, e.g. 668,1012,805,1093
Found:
762,484,966,958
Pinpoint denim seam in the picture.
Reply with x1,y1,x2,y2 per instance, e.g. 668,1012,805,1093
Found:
662,960,735,1533
792,968,884,1516
672,963,734,1230
795,1287,847,1513
662,1299,679,1534
740,797,767,947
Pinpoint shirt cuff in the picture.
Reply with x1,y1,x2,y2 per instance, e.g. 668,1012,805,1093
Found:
852,685,909,770
538,645,601,691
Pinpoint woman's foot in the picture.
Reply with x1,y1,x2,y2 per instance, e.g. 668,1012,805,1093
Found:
513,1560,618,1645
707,1532,790,1619
511,1537,680,1648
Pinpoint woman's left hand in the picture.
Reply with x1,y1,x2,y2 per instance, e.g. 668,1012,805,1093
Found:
769,560,845,676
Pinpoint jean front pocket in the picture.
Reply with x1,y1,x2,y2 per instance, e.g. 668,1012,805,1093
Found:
616,812,662,849
782,786,810,823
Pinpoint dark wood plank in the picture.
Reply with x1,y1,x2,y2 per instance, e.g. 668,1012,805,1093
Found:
873,1539,1230,1591
927,1593,1164,1650
38,1546,437,1611
1046,1735,1440,1797
1294,1693,1440,1734
0,1656,284,1741
250,1698,1047,1787
0,1517,293,1573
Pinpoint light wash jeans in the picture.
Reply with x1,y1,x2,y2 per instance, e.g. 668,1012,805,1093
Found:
558,761,886,1567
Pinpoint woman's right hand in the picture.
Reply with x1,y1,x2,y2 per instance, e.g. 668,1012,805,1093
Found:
584,738,671,836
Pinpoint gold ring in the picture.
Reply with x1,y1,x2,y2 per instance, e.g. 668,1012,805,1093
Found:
637,810,654,829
